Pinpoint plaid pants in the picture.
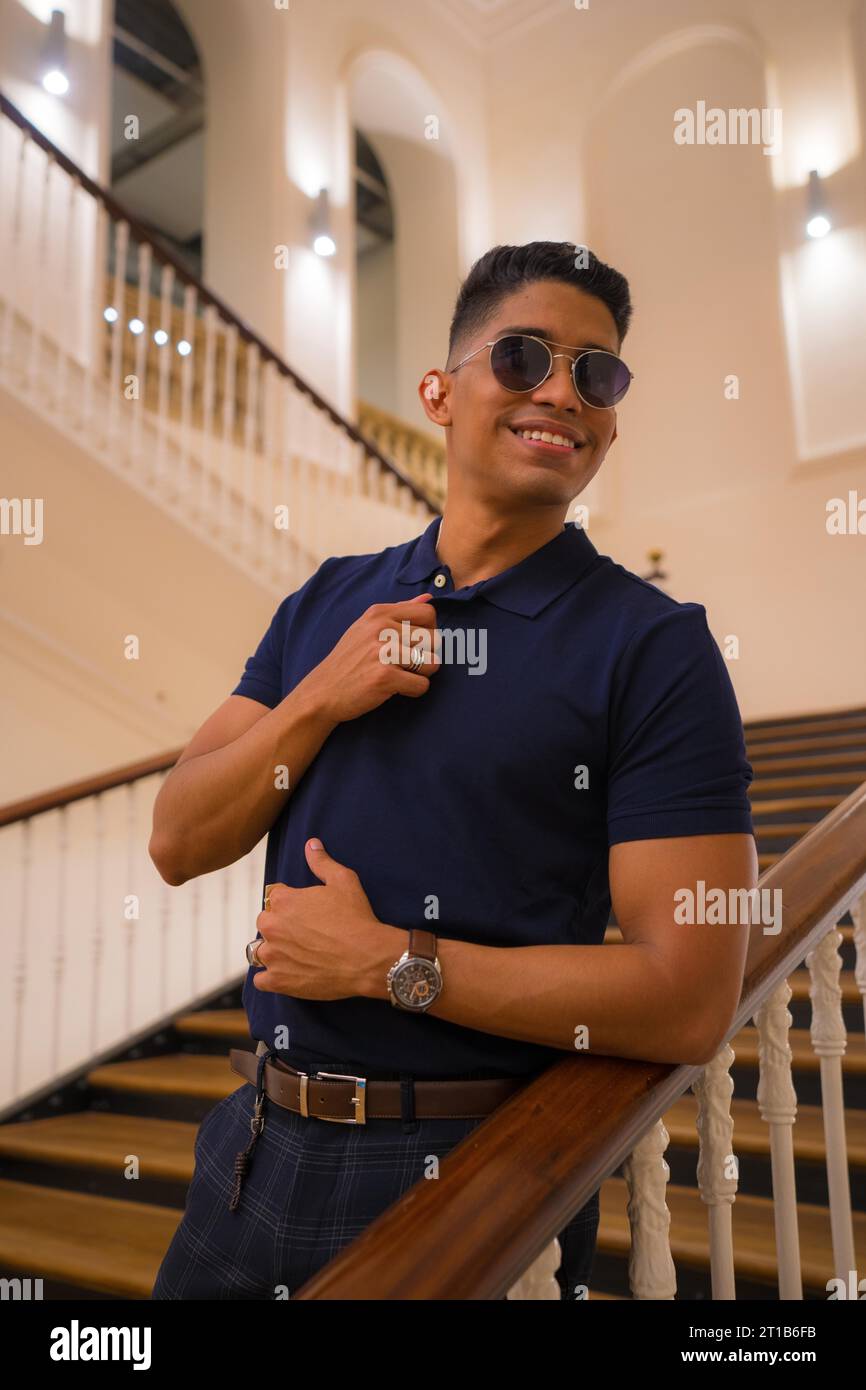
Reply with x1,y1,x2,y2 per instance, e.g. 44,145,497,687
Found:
151,1051,600,1301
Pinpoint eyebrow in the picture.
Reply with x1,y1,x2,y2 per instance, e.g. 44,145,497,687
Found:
495,326,618,353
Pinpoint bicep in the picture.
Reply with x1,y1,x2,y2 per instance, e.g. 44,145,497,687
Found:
609,833,758,1035
174,694,273,767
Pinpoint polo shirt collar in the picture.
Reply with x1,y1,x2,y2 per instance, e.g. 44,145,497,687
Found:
395,515,601,618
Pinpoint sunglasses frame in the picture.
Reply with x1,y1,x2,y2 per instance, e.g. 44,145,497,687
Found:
450,333,633,410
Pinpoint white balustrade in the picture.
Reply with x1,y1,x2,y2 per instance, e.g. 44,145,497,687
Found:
754,978,803,1298
807,926,856,1278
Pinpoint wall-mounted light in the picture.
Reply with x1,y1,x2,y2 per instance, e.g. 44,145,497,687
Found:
806,169,832,239
311,188,336,257
41,9,70,97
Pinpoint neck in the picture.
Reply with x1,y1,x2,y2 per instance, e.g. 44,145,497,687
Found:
435,496,568,590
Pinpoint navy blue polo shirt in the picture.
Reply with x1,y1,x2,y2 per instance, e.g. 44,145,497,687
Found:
232,516,754,1079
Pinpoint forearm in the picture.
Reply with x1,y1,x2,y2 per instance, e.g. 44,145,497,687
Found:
365,936,713,1066
150,676,337,883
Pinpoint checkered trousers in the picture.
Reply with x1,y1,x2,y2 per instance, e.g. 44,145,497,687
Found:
150,1063,600,1301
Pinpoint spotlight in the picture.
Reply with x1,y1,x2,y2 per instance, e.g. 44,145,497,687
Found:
177,339,192,356
310,188,336,257
103,306,119,323
806,170,832,239
153,329,169,346
129,318,144,335
41,10,70,97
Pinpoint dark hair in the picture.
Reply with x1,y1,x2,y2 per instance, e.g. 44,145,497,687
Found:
447,241,633,366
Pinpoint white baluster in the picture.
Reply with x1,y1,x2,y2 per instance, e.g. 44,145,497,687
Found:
56,173,78,417
850,892,866,1041
178,281,197,500
107,219,129,448
27,153,52,399
241,342,260,555
130,239,151,470
155,260,175,487
200,304,218,519
692,1043,738,1298
51,806,69,1075
754,978,803,1298
124,781,137,1031
807,926,856,1279
220,322,238,537
622,1117,677,1299
90,793,106,1055
506,1238,562,1300
11,819,31,1100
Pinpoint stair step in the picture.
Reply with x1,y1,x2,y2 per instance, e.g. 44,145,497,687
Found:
0,1112,196,1182
598,1176,866,1291
750,796,841,814
748,734,866,756
175,1009,254,1040
752,822,825,837
662,1094,866,1165
0,1178,179,1298
743,711,866,738
87,1054,240,1099
750,772,865,792
789,969,861,1004
750,753,866,773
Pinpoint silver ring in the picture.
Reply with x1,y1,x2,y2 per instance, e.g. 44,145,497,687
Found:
409,646,425,673
246,939,264,968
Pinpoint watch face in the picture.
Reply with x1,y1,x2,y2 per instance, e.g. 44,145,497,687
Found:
392,958,439,1010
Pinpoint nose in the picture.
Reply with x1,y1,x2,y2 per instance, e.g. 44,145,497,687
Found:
529,353,582,412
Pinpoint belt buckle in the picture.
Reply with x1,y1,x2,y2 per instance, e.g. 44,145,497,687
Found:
316,1071,367,1124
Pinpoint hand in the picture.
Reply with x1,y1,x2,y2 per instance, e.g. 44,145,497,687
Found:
250,839,404,1000
300,594,442,724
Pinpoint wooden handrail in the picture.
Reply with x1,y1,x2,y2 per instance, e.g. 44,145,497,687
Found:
0,91,437,512
0,749,183,827
293,778,866,1299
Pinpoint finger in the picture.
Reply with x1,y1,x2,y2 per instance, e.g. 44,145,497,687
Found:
304,837,355,884
390,669,431,698
263,881,289,910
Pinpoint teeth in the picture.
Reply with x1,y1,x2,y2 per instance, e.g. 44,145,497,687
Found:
515,428,579,449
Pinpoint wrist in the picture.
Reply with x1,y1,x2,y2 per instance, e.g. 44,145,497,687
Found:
359,923,407,1000
291,670,340,734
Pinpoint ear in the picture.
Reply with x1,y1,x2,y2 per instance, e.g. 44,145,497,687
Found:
417,369,452,428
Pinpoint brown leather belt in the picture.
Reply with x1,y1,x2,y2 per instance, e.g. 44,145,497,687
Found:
229,1047,528,1123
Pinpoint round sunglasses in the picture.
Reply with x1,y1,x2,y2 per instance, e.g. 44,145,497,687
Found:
450,333,633,409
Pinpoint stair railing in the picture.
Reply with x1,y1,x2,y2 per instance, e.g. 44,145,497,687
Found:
289,778,866,1300
0,92,438,601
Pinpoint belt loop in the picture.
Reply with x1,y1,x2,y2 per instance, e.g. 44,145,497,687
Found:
399,1072,418,1134
228,1046,276,1213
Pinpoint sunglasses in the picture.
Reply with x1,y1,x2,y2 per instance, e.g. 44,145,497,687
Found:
450,333,633,409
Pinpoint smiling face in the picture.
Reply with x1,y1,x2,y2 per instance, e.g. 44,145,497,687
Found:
420,279,622,514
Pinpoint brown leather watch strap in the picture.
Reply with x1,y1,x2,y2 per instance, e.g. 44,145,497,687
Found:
229,1049,525,1121
408,928,437,961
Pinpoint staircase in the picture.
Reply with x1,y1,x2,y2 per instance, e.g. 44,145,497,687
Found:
0,707,864,1299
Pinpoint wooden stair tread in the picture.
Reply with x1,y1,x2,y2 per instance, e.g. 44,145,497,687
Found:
748,734,866,756
789,969,860,1004
175,1009,253,1038
750,772,865,792
87,1053,242,1098
0,1112,197,1180
662,1094,866,1165
598,1176,866,1290
743,713,866,739
753,822,824,837
0,1179,179,1298
750,752,866,773
750,796,840,813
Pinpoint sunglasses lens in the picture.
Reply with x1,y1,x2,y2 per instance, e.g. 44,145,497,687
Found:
490,335,550,391
574,352,631,408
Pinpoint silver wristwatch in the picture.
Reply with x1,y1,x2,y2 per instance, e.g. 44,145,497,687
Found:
386,929,442,1012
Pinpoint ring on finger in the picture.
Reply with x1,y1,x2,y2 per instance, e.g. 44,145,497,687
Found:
246,939,265,968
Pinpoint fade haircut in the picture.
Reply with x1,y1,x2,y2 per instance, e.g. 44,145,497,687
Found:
446,241,633,368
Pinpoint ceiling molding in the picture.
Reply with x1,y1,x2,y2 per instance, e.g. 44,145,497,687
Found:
437,0,567,48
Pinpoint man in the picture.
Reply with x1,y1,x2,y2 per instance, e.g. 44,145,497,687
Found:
149,241,757,1301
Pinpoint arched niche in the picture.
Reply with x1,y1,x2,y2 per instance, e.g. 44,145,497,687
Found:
582,25,793,522
345,48,461,432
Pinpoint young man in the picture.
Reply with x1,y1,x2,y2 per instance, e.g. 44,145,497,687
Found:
149,241,757,1301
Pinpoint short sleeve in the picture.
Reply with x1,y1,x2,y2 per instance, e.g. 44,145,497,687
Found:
606,604,754,845
231,594,295,710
